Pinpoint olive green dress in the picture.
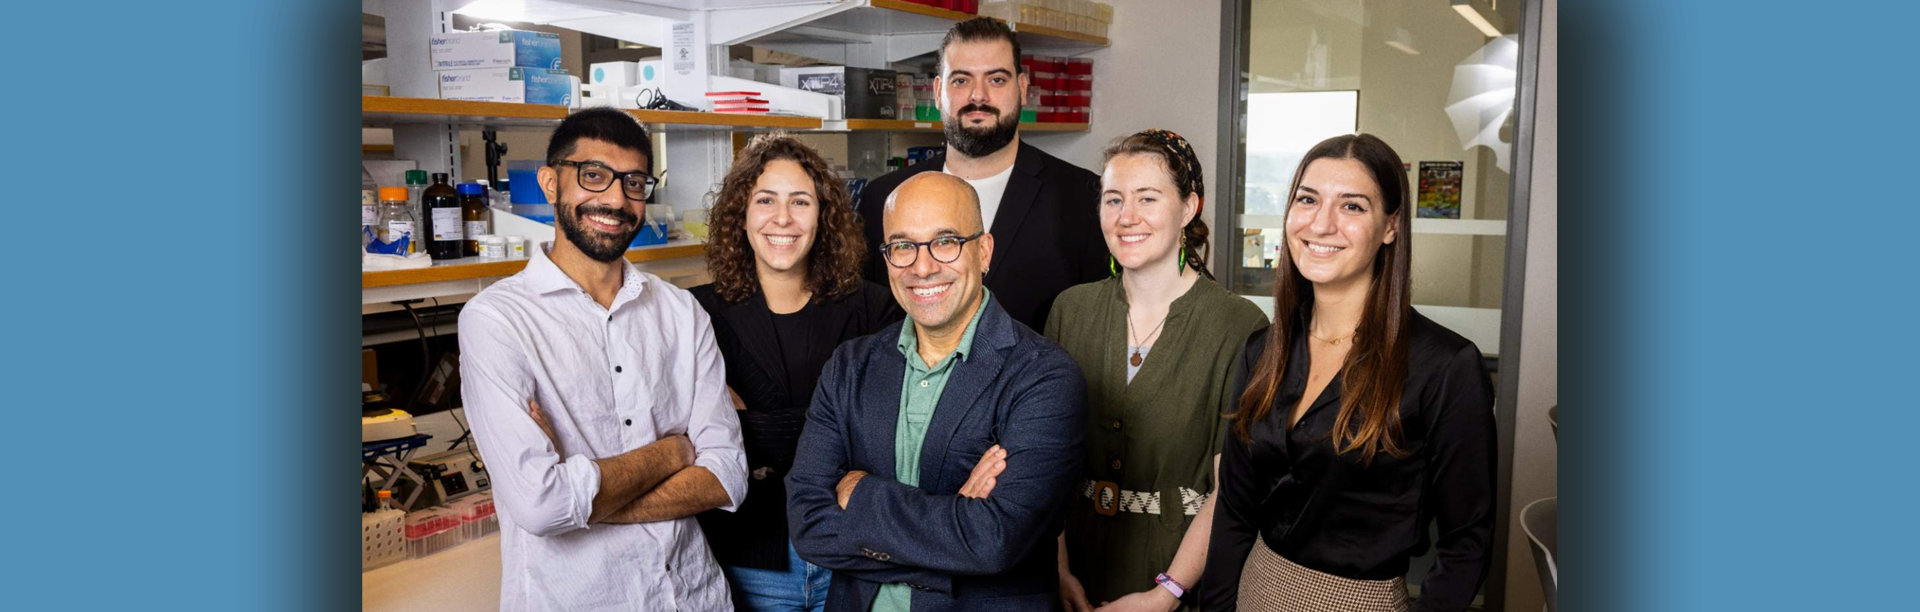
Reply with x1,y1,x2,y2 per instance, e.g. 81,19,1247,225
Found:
1044,276,1270,609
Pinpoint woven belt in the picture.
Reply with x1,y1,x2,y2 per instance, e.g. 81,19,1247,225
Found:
1081,480,1207,516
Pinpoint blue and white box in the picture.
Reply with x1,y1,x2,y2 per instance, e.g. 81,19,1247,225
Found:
430,30,563,70
439,67,574,105
590,60,663,90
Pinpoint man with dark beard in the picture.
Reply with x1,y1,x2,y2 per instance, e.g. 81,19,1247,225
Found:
856,17,1108,334
457,107,749,611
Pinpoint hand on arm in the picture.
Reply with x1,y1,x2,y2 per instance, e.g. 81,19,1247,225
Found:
839,444,1003,509
600,466,733,523
525,398,696,524
785,346,955,592
1093,455,1221,612
838,362,1087,575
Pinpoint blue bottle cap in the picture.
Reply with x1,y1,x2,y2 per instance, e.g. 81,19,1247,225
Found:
458,183,488,196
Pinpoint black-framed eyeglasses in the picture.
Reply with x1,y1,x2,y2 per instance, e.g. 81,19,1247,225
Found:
554,160,658,200
879,232,984,268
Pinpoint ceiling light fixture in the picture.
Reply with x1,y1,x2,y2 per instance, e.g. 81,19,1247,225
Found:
1451,0,1504,38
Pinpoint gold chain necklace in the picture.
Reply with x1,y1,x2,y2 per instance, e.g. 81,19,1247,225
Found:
1309,328,1357,346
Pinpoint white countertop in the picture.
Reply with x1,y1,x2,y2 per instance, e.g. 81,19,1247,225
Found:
362,532,502,612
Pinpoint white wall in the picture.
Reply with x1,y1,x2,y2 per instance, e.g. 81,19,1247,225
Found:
1023,0,1225,275
1503,0,1558,609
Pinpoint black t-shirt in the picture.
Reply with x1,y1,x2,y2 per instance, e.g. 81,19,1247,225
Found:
770,304,817,409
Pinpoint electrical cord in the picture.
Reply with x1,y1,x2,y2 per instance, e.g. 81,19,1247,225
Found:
397,301,433,413
428,298,484,468
395,299,484,470
636,87,698,112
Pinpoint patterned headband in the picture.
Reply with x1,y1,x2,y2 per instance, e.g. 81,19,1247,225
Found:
1134,129,1205,217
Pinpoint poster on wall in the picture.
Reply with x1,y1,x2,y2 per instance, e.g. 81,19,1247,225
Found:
1417,161,1464,219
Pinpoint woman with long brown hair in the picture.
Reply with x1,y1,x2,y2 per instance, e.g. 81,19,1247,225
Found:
691,133,900,611
1199,134,1496,612
1047,129,1269,612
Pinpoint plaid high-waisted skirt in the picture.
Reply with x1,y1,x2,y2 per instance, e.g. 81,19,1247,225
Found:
1237,536,1411,612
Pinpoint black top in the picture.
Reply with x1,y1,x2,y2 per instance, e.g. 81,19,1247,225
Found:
1201,310,1497,612
771,307,815,405
856,142,1108,333
690,281,903,570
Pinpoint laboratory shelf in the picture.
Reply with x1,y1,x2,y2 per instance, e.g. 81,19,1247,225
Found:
361,241,706,289
818,118,1089,132
360,96,823,131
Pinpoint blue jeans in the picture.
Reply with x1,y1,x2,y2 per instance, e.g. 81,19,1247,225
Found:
723,542,831,612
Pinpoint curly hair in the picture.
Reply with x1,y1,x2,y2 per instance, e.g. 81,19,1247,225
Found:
705,133,867,303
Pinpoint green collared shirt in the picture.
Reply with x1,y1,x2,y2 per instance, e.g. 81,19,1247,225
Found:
871,289,991,612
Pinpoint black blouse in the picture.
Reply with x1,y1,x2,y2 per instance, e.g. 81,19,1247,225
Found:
1200,310,1497,612
690,281,902,570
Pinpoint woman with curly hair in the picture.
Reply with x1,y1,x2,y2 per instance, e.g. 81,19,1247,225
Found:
691,134,901,611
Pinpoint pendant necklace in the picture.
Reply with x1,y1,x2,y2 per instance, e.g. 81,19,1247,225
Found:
1126,307,1170,367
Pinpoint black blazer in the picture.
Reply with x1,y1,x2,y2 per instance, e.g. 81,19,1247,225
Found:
857,141,1109,333
689,281,901,570
786,296,1088,611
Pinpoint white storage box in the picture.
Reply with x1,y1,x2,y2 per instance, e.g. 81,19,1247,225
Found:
362,509,406,571
589,60,663,90
439,67,576,105
430,29,563,70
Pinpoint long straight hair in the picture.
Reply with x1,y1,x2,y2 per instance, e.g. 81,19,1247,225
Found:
1231,134,1414,464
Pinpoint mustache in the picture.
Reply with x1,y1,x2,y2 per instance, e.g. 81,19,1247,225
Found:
571,204,637,225
956,103,1002,117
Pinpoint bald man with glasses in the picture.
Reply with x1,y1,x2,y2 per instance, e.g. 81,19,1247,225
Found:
786,173,1088,612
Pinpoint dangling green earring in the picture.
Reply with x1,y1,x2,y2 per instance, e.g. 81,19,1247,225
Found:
1177,245,1187,272
1109,254,1120,277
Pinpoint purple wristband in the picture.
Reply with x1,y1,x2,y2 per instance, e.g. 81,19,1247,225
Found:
1154,573,1186,599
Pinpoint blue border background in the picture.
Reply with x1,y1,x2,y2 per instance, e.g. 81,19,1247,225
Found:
1,1,357,609
2,0,1916,609
1563,0,1920,610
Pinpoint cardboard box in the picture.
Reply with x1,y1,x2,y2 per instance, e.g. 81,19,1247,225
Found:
780,67,899,120
589,60,662,90
430,30,564,70
439,67,574,105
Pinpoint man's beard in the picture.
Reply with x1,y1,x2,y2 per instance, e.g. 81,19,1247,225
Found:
943,103,1020,158
555,201,640,262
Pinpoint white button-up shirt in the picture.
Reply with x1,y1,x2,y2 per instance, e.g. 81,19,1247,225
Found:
457,243,747,611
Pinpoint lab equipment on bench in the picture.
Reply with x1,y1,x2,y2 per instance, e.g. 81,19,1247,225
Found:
362,385,418,442
400,446,491,509
405,506,465,559
363,433,433,510
450,491,499,540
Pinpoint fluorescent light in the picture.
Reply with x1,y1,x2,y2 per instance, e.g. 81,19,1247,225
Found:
1385,40,1421,55
451,0,617,25
1451,0,1503,38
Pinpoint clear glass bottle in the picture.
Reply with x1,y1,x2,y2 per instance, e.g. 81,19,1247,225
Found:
423,173,463,260
376,186,418,254
405,169,428,238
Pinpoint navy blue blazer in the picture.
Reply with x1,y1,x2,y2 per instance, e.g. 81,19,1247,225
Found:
786,296,1088,612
